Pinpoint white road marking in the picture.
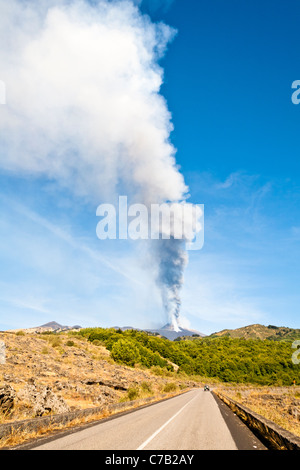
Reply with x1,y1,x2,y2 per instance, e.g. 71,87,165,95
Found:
136,391,199,450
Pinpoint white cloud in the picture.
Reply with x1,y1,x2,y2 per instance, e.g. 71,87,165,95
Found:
0,0,193,328
0,0,185,204
215,172,242,190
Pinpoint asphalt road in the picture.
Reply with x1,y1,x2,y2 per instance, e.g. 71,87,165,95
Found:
29,389,266,450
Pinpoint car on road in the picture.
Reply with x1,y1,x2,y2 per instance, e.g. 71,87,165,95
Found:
204,385,210,391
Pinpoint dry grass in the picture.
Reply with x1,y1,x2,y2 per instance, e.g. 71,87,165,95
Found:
217,384,300,437
0,409,111,449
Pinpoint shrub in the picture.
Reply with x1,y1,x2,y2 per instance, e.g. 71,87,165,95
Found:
150,366,165,376
127,387,139,401
111,339,141,367
140,381,153,394
51,337,62,348
163,382,178,393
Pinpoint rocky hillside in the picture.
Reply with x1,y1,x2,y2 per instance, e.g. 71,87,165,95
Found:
0,331,198,424
210,324,300,342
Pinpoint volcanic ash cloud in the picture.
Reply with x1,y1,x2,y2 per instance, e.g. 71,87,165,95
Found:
0,0,196,325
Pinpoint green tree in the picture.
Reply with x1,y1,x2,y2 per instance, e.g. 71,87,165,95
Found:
111,338,141,367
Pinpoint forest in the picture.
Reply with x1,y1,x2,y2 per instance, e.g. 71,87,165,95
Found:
77,327,300,386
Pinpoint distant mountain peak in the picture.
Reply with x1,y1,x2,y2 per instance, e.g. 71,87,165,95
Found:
36,321,82,332
147,323,206,341
6,321,82,334
40,321,67,330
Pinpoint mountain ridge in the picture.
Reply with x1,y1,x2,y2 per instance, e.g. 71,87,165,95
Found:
5,321,299,342
6,321,82,334
210,323,300,342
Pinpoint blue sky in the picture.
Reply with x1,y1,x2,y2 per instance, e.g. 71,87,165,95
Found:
0,0,299,333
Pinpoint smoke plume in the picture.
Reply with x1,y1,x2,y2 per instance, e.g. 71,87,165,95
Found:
0,0,192,327
155,238,188,330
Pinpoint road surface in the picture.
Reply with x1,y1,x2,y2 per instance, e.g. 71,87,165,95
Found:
29,389,266,450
